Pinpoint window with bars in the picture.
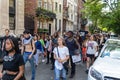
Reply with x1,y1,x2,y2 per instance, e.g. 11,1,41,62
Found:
59,4,61,13
55,19,57,31
59,19,61,30
55,2,57,11
9,16,15,30
44,2,48,9
38,1,42,7
9,0,14,7
9,0,15,30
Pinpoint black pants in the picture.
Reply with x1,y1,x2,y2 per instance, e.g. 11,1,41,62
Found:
2,73,26,80
70,56,76,75
46,50,50,63
50,52,55,68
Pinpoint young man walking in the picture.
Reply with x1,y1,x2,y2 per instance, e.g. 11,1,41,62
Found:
65,31,80,78
22,30,36,80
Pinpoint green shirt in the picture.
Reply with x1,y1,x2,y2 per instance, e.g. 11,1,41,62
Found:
40,39,45,47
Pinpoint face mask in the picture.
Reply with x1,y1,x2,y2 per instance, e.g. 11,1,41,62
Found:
6,47,15,53
25,36,30,40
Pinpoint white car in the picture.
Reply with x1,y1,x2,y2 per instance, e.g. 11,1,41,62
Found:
88,39,120,80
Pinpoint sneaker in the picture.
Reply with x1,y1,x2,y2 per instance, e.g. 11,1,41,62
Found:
66,72,68,75
50,67,54,70
42,59,45,62
69,74,74,78
35,65,38,68
46,62,49,64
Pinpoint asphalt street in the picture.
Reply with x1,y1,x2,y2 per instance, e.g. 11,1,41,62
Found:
0,60,88,80
25,61,87,80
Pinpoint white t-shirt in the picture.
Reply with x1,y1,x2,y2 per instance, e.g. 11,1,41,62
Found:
86,41,98,55
53,46,69,70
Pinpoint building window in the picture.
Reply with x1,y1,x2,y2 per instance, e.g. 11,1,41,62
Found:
9,0,15,13
9,0,14,7
74,0,78,3
59,4,61,13
71,14,73,20
68,3,71,13
38,0,42,7
9,0,15,30
59,19,61,30
74,6,77,13
71,4,73,13
49,4,52,11
55,19,57,30
9,16,15,30
38,1,42,7
44,2,47,9
55,2,57,11
75,15,77,22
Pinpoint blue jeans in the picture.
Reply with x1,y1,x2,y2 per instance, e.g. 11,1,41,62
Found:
23,52,36,80
54,67,66,80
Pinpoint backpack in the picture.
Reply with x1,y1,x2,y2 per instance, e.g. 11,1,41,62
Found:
30,40,37,55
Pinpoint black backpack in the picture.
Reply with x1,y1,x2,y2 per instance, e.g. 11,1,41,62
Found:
30,40,37,55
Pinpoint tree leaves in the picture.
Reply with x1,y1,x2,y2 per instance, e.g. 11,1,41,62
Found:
83,0,104,33
36,7,56,21
83,0,120,34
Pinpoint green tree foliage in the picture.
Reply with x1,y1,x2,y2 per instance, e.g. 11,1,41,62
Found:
83,0,104,33
83,0,120,34
100,0,120,34
36,7,56,21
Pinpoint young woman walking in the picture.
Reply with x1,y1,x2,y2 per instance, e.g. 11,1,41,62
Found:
53,36,69,80
0,36,25,80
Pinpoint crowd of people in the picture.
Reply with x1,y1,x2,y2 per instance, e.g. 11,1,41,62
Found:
0,29,109,80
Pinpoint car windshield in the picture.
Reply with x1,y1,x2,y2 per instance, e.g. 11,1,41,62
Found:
101,43,120,59
105,40,119,45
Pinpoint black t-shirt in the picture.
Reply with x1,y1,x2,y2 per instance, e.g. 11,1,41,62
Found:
2,35,11,49
3,36,11,44
3,36,10,41
79,30,88,40
3,53,24,72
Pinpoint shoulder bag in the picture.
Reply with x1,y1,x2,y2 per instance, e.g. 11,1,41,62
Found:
57,47,69,71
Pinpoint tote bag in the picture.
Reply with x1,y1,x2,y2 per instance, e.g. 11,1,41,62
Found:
72,54,81,63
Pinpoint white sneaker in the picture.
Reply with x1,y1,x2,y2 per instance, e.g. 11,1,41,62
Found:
42,59,45,62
